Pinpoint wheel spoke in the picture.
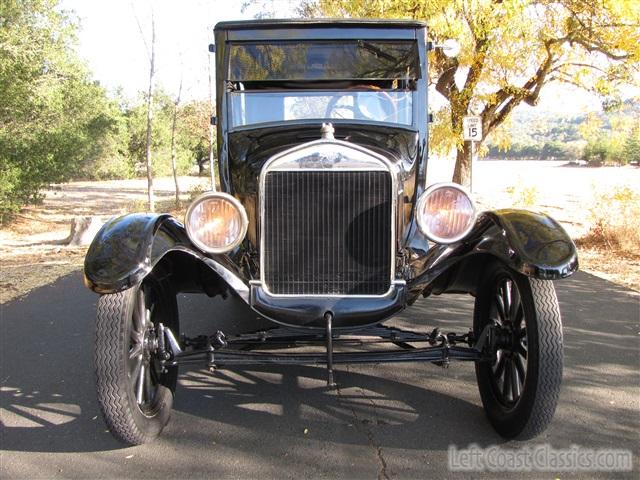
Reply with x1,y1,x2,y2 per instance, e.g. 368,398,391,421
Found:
136,363,146,404
502,362,512,401
129,343,143,361
130,355,143,380
510,362,521,399
494,350,507,378
130,329,142,345
495,293,507,322
514,352,527,380
144,365,154,403
134,289,145,332
503,281,512,318
517,340,528,358
509,286,521,323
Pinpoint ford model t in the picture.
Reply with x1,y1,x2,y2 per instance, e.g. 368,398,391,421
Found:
84,19,578,445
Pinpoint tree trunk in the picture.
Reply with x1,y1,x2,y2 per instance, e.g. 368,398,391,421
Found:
452,141,472,188
145,12,156,212
170,78,182,207
65,216,104,246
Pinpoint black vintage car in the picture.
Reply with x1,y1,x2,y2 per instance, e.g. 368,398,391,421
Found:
84,19,578,445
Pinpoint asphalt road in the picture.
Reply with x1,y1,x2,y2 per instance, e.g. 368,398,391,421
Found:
1,271,638,479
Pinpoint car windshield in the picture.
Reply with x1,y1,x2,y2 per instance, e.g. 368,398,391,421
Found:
226,40,419,128
228,40,420,81
229,90,413,127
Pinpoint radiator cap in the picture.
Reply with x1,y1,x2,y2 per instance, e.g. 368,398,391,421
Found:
320,123,335,140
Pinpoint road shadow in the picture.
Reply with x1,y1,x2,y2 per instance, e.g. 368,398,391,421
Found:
1,270,638,460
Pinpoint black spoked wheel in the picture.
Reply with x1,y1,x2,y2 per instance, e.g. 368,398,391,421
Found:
95,274,179,445
489,275,528,407
474,262,563,440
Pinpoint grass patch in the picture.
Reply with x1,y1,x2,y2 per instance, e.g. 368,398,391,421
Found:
575,185,640,292
577,185,640,252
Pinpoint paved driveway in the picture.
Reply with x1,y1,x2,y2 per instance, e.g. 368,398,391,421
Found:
1,271,638,479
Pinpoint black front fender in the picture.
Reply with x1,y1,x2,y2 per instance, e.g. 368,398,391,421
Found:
408,209,579,299
83,213,249,300
479,209,579,277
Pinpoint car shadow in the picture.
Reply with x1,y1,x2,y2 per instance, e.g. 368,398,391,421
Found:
0,270,638,458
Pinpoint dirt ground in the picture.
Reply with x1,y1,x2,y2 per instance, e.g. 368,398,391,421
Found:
1,162,639,304
0,177,210,304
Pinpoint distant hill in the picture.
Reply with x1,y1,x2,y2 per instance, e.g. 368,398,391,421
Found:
486,99,639,160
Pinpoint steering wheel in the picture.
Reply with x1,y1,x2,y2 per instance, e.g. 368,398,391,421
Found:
324,85,398,123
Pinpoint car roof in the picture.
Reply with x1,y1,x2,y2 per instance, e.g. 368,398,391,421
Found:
215,18,427,31
215,18,426,42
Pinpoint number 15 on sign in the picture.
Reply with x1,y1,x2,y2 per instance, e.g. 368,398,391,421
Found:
463,116,482,141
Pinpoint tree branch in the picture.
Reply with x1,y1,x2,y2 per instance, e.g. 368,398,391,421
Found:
569,35,630,60
434,52,459,100
483,42,555,133
548,74,584,90
550,62,609,75
463,37,488,94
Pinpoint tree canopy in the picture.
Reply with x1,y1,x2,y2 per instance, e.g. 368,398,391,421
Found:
0,0,213,222
299,0,640,184
0,0,119,219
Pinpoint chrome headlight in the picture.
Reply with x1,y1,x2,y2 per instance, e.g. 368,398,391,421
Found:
185,192,248,253
416,183,477,244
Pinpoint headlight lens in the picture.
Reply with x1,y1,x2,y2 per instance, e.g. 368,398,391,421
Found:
416,183,477,244
185,192,248,253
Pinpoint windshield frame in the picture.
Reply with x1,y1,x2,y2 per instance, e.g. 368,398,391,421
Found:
226,87,416,130
222,38,421,131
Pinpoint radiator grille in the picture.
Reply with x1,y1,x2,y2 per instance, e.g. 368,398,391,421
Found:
263,170,392,295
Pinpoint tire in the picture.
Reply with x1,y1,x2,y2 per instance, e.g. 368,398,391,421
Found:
95,274,179,445
474,262,563,440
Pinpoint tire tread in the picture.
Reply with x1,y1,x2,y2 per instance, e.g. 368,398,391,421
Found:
518,278,563,439
95,290,151,445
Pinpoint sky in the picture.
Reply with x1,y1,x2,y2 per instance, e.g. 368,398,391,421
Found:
59,0,299,101
60,0,603,114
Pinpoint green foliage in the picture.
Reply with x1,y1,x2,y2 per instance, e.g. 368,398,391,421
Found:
623,126,640,164
77,90,132,180
296,0,640,183
582,138,612,165
0,0,121,221
0,0,212,224
579,101,639,165
488,141,578,160
125,91,211,178
178,100,212,172
505,182,539,207
486,100,640,161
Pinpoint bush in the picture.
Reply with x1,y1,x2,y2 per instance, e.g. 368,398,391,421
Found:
505,182,539,207
581,185,640,251
83,154,134,181
582,134,632,166
623,127,640,165
0,163,22,223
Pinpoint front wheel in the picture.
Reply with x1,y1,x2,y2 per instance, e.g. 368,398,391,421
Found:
95,275,179,445
474,263,563,439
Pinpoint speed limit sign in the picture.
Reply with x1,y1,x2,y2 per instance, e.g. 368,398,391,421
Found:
463,116,482,141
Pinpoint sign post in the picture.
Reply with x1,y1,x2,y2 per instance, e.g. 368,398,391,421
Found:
462,116,482,193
